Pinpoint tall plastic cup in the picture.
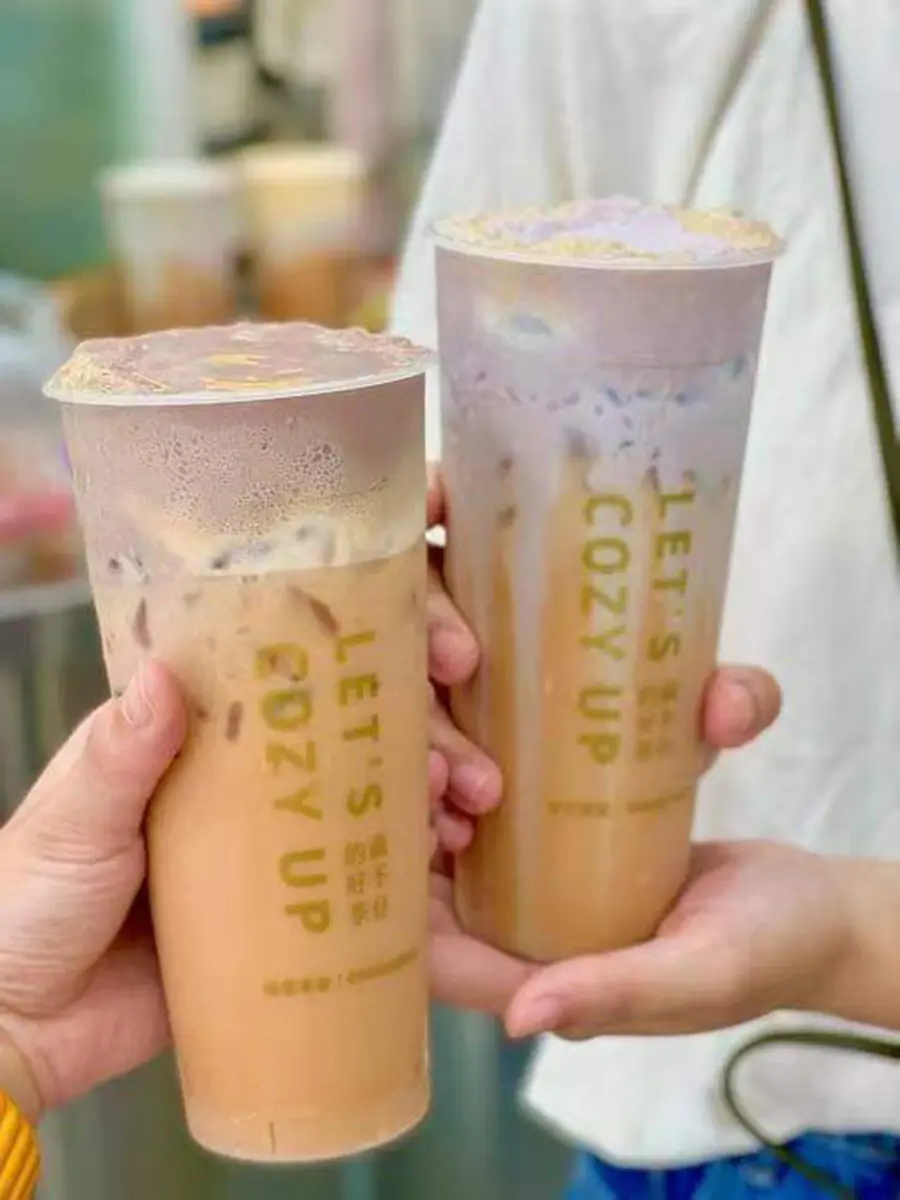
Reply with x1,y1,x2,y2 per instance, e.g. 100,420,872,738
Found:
436,197,781,962
101,160,239,334
46,322,432,1161
237,144,366,326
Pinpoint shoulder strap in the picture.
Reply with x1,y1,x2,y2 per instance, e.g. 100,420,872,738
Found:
806,0,900,563
722,1028,900,1199
719,11,900,1190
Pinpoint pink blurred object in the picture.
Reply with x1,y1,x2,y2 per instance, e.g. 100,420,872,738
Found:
0,490,72,541
0,473,78,588
0,274,81,587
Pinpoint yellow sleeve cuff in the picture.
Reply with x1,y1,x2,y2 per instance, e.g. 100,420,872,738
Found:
0,1093,40,1200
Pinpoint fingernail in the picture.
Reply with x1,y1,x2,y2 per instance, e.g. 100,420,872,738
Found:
451,761,499,810
121,669,154,729
720,679,758,736
508,996,564,1040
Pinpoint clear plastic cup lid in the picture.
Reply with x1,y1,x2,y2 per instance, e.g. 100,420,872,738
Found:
433,196,784,270
45,321,435,407
100,158,236,202
238,144,365,183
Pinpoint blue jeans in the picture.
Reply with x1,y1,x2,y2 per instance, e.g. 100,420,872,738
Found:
565,1134,900,1198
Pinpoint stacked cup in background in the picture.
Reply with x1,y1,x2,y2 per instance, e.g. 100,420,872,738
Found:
237,143,366,326
101,159,240,335
100,145,367,334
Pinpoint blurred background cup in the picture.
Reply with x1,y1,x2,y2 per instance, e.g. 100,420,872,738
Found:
0,2,577,1197
0,273,79,586
436,199,781,963
100,158,240,334
47,320,432,1164
238,142,366,325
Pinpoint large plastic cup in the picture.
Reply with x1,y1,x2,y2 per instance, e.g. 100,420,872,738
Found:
436,197,781,962
237,144,366,326
46,321,432,1161
101,159,239,334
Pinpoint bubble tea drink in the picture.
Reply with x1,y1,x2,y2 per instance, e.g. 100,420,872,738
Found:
46,322,431,1161
238,145,366,326
436,198,780,962
101,160,239,334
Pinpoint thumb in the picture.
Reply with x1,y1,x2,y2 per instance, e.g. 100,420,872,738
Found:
14,662,187,857
504,932,740,1041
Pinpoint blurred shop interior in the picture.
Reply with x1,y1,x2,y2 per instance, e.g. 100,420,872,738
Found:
1,0,475,592
0,1,571,1198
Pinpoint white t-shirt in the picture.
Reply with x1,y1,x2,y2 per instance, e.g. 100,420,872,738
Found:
392,0,900,1167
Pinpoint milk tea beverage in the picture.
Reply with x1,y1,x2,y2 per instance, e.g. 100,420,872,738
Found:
101,161,239,334
436,198,780,962
238,146,365,326
47,322,432,1161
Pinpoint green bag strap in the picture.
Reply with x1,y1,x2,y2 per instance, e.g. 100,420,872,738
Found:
805,0,900,561
720,13,900,1193
722,1029,900,1199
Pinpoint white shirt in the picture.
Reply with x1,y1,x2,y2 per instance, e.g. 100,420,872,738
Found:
393,0,900,1168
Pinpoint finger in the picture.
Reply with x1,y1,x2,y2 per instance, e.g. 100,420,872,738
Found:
428,749,450,810
429,847,456,884
429,754,476,855
430,703,502,815
428,751,451,866
702,666,782,751
426,463,445,529
17,662,187,858
504,930,741,1040
431,930,535,1015
429,745,476,848
427,562,479,686
436,811,473,855
425,462,479,685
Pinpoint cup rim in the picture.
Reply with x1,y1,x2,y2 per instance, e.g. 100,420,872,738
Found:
237,143,366,185
100,158,236,203
44,323,435,409
431,201,784,272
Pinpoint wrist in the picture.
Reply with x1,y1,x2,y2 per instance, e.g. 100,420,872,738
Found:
0,1029,43,1126
811,857,900,1028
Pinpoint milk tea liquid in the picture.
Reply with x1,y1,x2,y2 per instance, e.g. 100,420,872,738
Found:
49,323,432,1161
436,199,780,961
101,162,239,335
238,146,364,326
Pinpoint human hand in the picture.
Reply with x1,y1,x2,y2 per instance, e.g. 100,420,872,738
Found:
425,465,502,854
0,663,186,1121
421,465,784,1016
0,467,517,1123
423,463,535,1008
0,465,504,1124
504,840,854,1040
429,673,782,1016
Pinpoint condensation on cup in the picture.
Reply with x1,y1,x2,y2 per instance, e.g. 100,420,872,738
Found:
100,159,240,335
47,322,432,1162
435,197,782,962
